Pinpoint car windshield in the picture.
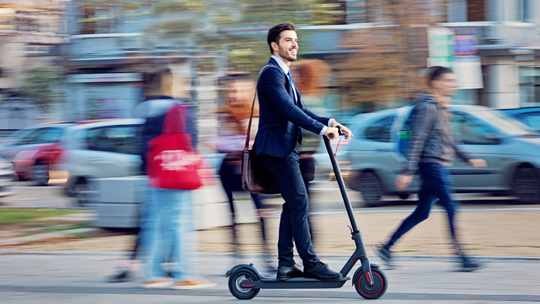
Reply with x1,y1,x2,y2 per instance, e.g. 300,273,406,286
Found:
471,110,537,136
0,129,32,144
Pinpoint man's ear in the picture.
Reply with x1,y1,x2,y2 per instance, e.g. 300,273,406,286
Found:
271,41,279,53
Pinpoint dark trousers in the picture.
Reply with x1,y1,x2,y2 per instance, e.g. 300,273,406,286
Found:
384,162,460,251
299,154,316,244
259,151,319,268
219,158,268,255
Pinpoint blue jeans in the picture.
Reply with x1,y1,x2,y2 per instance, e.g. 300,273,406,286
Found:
140,183,198,282
384,163,460,251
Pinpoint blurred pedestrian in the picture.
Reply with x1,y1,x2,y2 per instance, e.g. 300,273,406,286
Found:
254,22,353,281
136,67,215,289
375,66,487,272
216,77,274,272
291,59,332,246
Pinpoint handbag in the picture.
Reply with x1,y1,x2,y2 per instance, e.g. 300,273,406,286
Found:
241,66,280,194
147,103,203,190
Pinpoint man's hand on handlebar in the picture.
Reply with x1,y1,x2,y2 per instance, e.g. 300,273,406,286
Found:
324,127,340,139
327,120,353,139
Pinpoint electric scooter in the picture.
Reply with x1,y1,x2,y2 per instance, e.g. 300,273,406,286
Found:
226,128,388,300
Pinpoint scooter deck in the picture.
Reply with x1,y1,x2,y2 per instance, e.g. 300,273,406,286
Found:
243,276,350,289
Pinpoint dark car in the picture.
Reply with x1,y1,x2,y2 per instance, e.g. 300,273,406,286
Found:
500,107,540,132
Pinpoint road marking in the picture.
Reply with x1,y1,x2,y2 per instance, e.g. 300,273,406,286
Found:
13,186,63,189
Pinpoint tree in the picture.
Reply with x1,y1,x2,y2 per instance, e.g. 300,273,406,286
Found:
19,67,65,110
74,0,348,78
336,0,448,110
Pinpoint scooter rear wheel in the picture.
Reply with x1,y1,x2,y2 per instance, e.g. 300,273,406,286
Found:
354,268,388,299
228,269,260,300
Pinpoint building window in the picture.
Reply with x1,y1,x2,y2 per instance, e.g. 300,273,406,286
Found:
519,66,536,106
79,5,96,35
535,67,540,104
467,0,486,22
504,0,528,22
346,0,376,24
523,0,533,22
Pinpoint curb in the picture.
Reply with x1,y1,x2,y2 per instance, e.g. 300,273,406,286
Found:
0,228,97,246
0,250,538,261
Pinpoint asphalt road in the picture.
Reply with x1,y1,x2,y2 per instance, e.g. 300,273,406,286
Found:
1,251,539,304
0,180,537,213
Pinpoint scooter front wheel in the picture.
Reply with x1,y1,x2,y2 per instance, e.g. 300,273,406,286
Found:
228,269,260,300
354,267,388,299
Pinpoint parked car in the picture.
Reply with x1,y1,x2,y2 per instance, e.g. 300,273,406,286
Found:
0,156,16,198
345,105,540,206
63,119,144,205
312,135,352,179
0,123,74,185
500,107,540,132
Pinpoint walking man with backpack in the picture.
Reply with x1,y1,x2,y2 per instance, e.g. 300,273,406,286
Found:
376,66,487,272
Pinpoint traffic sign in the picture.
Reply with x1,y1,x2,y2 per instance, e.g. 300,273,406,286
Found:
452,36,477,56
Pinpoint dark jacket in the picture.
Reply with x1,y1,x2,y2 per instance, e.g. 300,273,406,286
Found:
403,93,470,175
253,57,330,158
135,96,198,175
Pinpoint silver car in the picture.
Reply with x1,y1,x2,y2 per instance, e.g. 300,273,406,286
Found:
346,105,540,206
63,119,144,205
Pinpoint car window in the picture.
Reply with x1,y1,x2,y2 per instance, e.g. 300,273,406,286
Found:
37,128,64,144
16,128,43,145
451,112,499,145
364,115,394,143
1,129,31,145
473,109,535,136
520,112,540,131
85,125,141,155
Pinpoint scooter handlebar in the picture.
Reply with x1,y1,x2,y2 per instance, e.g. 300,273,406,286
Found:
327,125,347,139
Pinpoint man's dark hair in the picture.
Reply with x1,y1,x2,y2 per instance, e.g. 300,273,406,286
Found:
267,22,296,54
427,66,453,87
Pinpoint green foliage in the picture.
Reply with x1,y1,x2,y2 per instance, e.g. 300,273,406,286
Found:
336,0,444,109
19,67,65,110
74,0,346,78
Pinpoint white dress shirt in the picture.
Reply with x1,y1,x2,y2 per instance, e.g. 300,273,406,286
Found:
270,55,333,135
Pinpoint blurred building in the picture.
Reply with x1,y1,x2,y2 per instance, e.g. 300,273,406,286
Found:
4,0,537,138
60,0,221,136
444,0,540,108
0,0,69,135
297,0,540,110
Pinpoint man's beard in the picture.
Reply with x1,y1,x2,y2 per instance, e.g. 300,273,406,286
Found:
278,45,297,62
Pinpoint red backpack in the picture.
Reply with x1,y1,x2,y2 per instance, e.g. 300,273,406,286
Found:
147,103,203,190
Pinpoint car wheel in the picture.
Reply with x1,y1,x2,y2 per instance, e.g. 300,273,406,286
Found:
31,161,49,186
398,193,410,200
512,167,540,204
358,171,384,207
73,178,96,206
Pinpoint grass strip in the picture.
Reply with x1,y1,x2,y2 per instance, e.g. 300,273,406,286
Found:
0,209,86,226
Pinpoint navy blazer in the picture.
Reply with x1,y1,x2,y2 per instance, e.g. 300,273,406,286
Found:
254,57,330,158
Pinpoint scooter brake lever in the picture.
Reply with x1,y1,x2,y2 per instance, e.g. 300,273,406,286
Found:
347,225,354,234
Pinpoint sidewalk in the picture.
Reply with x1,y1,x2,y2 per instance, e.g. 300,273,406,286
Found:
3,208,540,258
1,250,539,304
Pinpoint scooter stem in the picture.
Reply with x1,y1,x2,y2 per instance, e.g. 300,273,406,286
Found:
323,136,359,233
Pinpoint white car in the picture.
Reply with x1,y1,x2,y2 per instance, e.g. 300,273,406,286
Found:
63,119,144,205
0,156,16,197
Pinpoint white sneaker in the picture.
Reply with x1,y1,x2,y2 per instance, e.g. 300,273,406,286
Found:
142,279,173,288
172,278,217,290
